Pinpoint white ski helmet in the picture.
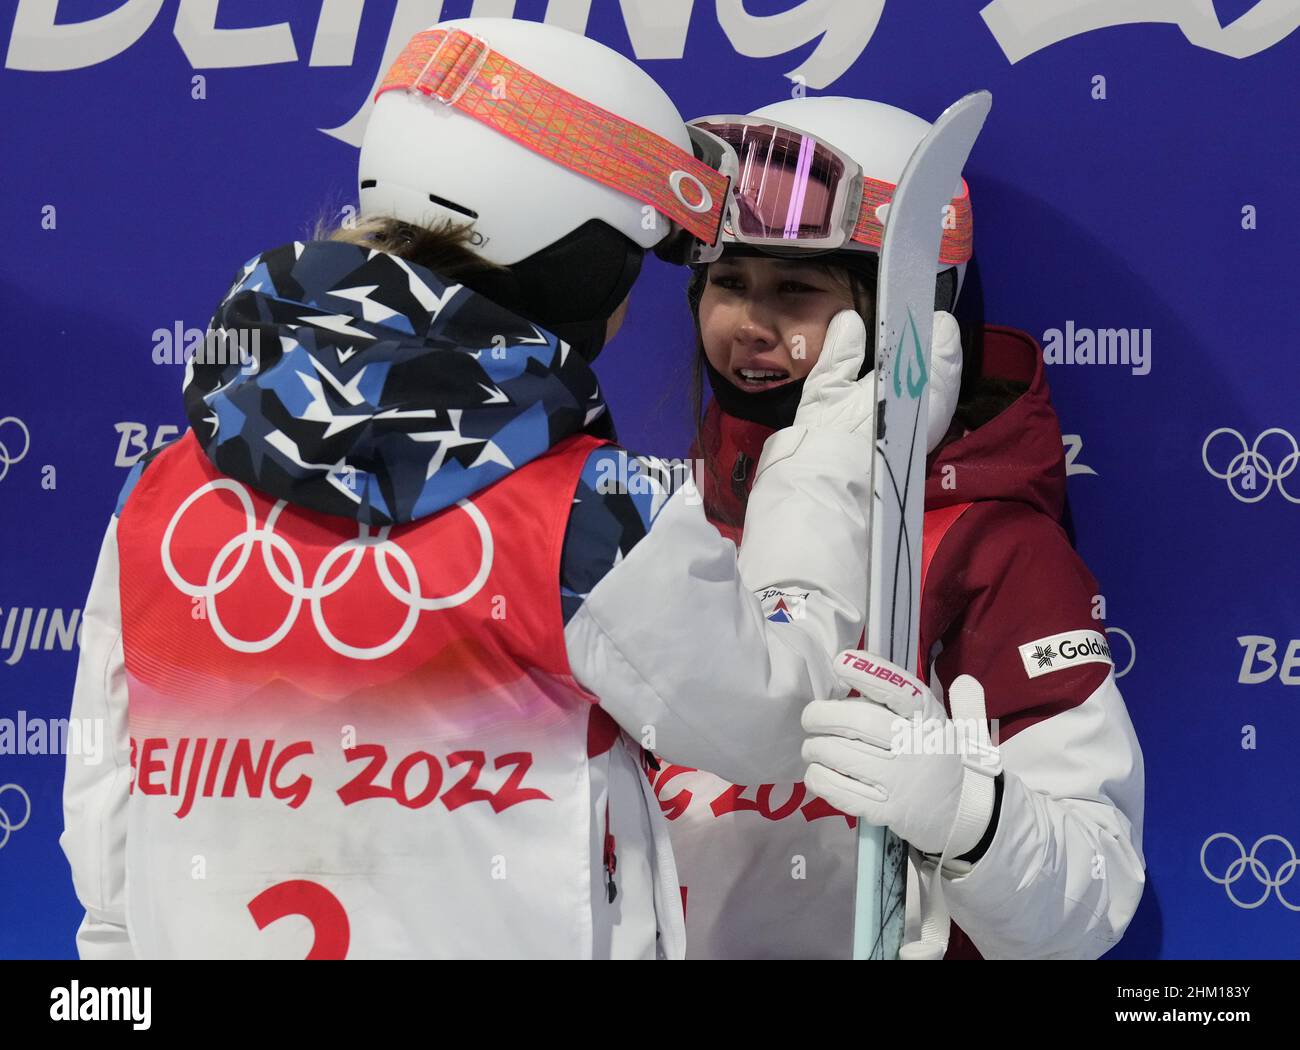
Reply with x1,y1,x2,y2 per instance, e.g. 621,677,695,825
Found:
716,96,971,310
358,17,730,359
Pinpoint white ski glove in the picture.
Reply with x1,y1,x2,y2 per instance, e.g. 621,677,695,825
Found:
794,308,963,452
801,651,1001,858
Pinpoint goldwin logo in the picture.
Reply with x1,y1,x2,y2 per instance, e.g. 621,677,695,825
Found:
50,981,151,1030
1017,629,1114,679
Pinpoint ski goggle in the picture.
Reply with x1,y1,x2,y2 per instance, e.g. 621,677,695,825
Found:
686,114,973,266
375,28,735,263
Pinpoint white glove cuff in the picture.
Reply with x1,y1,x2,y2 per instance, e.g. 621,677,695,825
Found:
946,763,999,859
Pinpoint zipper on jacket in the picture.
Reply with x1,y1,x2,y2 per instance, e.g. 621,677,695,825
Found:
603,798,618,903
730,450,751,503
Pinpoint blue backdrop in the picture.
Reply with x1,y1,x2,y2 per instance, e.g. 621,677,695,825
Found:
2,0,1298,959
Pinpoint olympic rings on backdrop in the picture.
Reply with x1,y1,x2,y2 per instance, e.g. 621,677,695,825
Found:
1200,833,1300,911
0,416,31,482
0,784,32,850
1201,427,1300,504
161,479,493,660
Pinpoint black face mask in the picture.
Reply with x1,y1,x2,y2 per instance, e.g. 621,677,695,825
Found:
703,355,807,430
464,220,644,364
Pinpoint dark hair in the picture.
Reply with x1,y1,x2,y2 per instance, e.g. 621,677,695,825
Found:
309,211,506,284
948,255,1029,433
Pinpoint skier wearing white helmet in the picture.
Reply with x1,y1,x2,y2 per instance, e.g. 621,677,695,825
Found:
58,20,941,960
655,96,1146,960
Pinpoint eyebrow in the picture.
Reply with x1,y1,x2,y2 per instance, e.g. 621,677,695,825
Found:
713,257,828,275
769,258,828,272
769,263,835,282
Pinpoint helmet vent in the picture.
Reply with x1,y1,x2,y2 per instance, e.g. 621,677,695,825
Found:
427,191,478,219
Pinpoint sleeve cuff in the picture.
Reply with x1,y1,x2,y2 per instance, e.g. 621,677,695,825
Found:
921,770,1005,867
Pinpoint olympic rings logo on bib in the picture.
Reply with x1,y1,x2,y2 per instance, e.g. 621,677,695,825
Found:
161,479,493,660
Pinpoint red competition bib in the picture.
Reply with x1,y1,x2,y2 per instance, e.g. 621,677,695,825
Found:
116,429,620,958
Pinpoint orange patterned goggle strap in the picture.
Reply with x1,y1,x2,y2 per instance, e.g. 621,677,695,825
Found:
375,28,730,246
852,176,974,265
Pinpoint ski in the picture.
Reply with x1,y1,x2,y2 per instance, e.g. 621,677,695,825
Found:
852,90,993,960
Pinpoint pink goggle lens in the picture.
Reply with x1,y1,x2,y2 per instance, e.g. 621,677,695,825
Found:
696,121,847,242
